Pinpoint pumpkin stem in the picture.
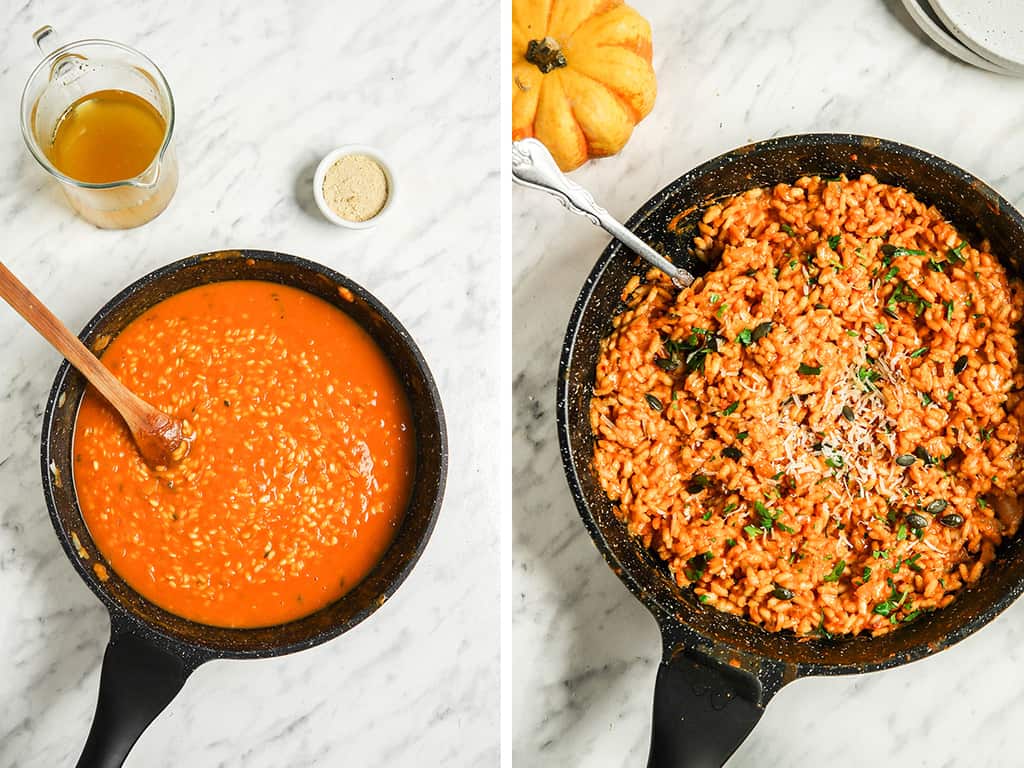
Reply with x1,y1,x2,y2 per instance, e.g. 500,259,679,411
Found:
525,37,567,73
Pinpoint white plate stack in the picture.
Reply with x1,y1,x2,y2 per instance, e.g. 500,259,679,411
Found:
902,0,1024,76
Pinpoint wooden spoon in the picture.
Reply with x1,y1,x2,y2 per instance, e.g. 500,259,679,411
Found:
0,261,191,468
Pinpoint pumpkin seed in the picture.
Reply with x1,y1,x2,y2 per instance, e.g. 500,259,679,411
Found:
773,585,795,600
895,454,916,467
645,394,663,412
939,513,965,528
751,321,773,342
925,499,948,515
954,355,968,375
905,513,928,530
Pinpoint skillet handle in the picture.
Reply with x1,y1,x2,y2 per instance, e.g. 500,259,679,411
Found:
76,618,203,768
647,647,769,768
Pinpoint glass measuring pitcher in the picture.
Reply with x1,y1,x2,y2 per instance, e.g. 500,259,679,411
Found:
20,26,178,229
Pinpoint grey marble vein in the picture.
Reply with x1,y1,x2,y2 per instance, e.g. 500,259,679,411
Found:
512,1,1024,765
0,1,498,766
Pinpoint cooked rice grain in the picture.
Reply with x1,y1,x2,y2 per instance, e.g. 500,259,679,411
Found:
590,175,1024,637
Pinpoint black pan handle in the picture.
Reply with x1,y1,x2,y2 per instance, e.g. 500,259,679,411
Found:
76,616,205,768
647,645,771,768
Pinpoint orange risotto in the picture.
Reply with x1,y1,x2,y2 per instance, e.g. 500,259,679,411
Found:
591,175,1024,637
74,281,415,628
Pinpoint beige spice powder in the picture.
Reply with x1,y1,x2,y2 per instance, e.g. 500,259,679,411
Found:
322,154,389,222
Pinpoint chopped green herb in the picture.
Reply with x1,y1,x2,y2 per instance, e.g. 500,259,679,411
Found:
709,293,720,305
909,346,929,359
845,329,859,337
882,266,900,282
736,431,749,441
828,234,841,250
781,223,796,236
744,524,763,538
948,241,967,262
873,581,909,617
698,594,711,603
814,303,828,311
856,366,882,389
814,612,833,639
920,392,933,406
658,330,720,375
684,552,711,582
725,538,737,547
881,244,927,258
716,303,728,319
887,281,932,317
825,455,844,470
823,559,846,583
721,446,743,460
980,427,994,441
736,328,753,346
978,496,989,509
798,363,822,375
874,321,887,334
722,400,739,416
907,553,924,573
862,566,872,582
873,549,889,559
945,301,955,322
897,524,908,541
723,503,738,515
702,510,713,521
645,394,663,412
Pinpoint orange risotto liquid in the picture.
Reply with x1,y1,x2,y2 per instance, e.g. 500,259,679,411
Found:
73,281,415,628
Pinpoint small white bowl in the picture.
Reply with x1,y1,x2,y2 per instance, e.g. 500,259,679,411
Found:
313,144,395,229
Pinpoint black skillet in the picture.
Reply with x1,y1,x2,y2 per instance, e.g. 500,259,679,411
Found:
557,134,1024,767
39,250,447,768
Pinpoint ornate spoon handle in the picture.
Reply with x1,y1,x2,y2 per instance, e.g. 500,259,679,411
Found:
511,138,694,288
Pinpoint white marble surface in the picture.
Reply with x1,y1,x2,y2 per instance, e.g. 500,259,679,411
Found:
512,1,1024,766
0,1,498,766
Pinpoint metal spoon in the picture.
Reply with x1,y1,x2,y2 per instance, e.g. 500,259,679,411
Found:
0,261,193,469
511,138,694,288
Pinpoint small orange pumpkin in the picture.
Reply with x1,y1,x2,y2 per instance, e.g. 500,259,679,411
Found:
512,0,657,172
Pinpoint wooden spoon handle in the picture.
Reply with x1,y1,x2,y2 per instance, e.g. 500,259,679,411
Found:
0,261,149,424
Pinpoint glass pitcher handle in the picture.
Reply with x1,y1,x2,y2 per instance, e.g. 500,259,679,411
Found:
33,25,61,56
